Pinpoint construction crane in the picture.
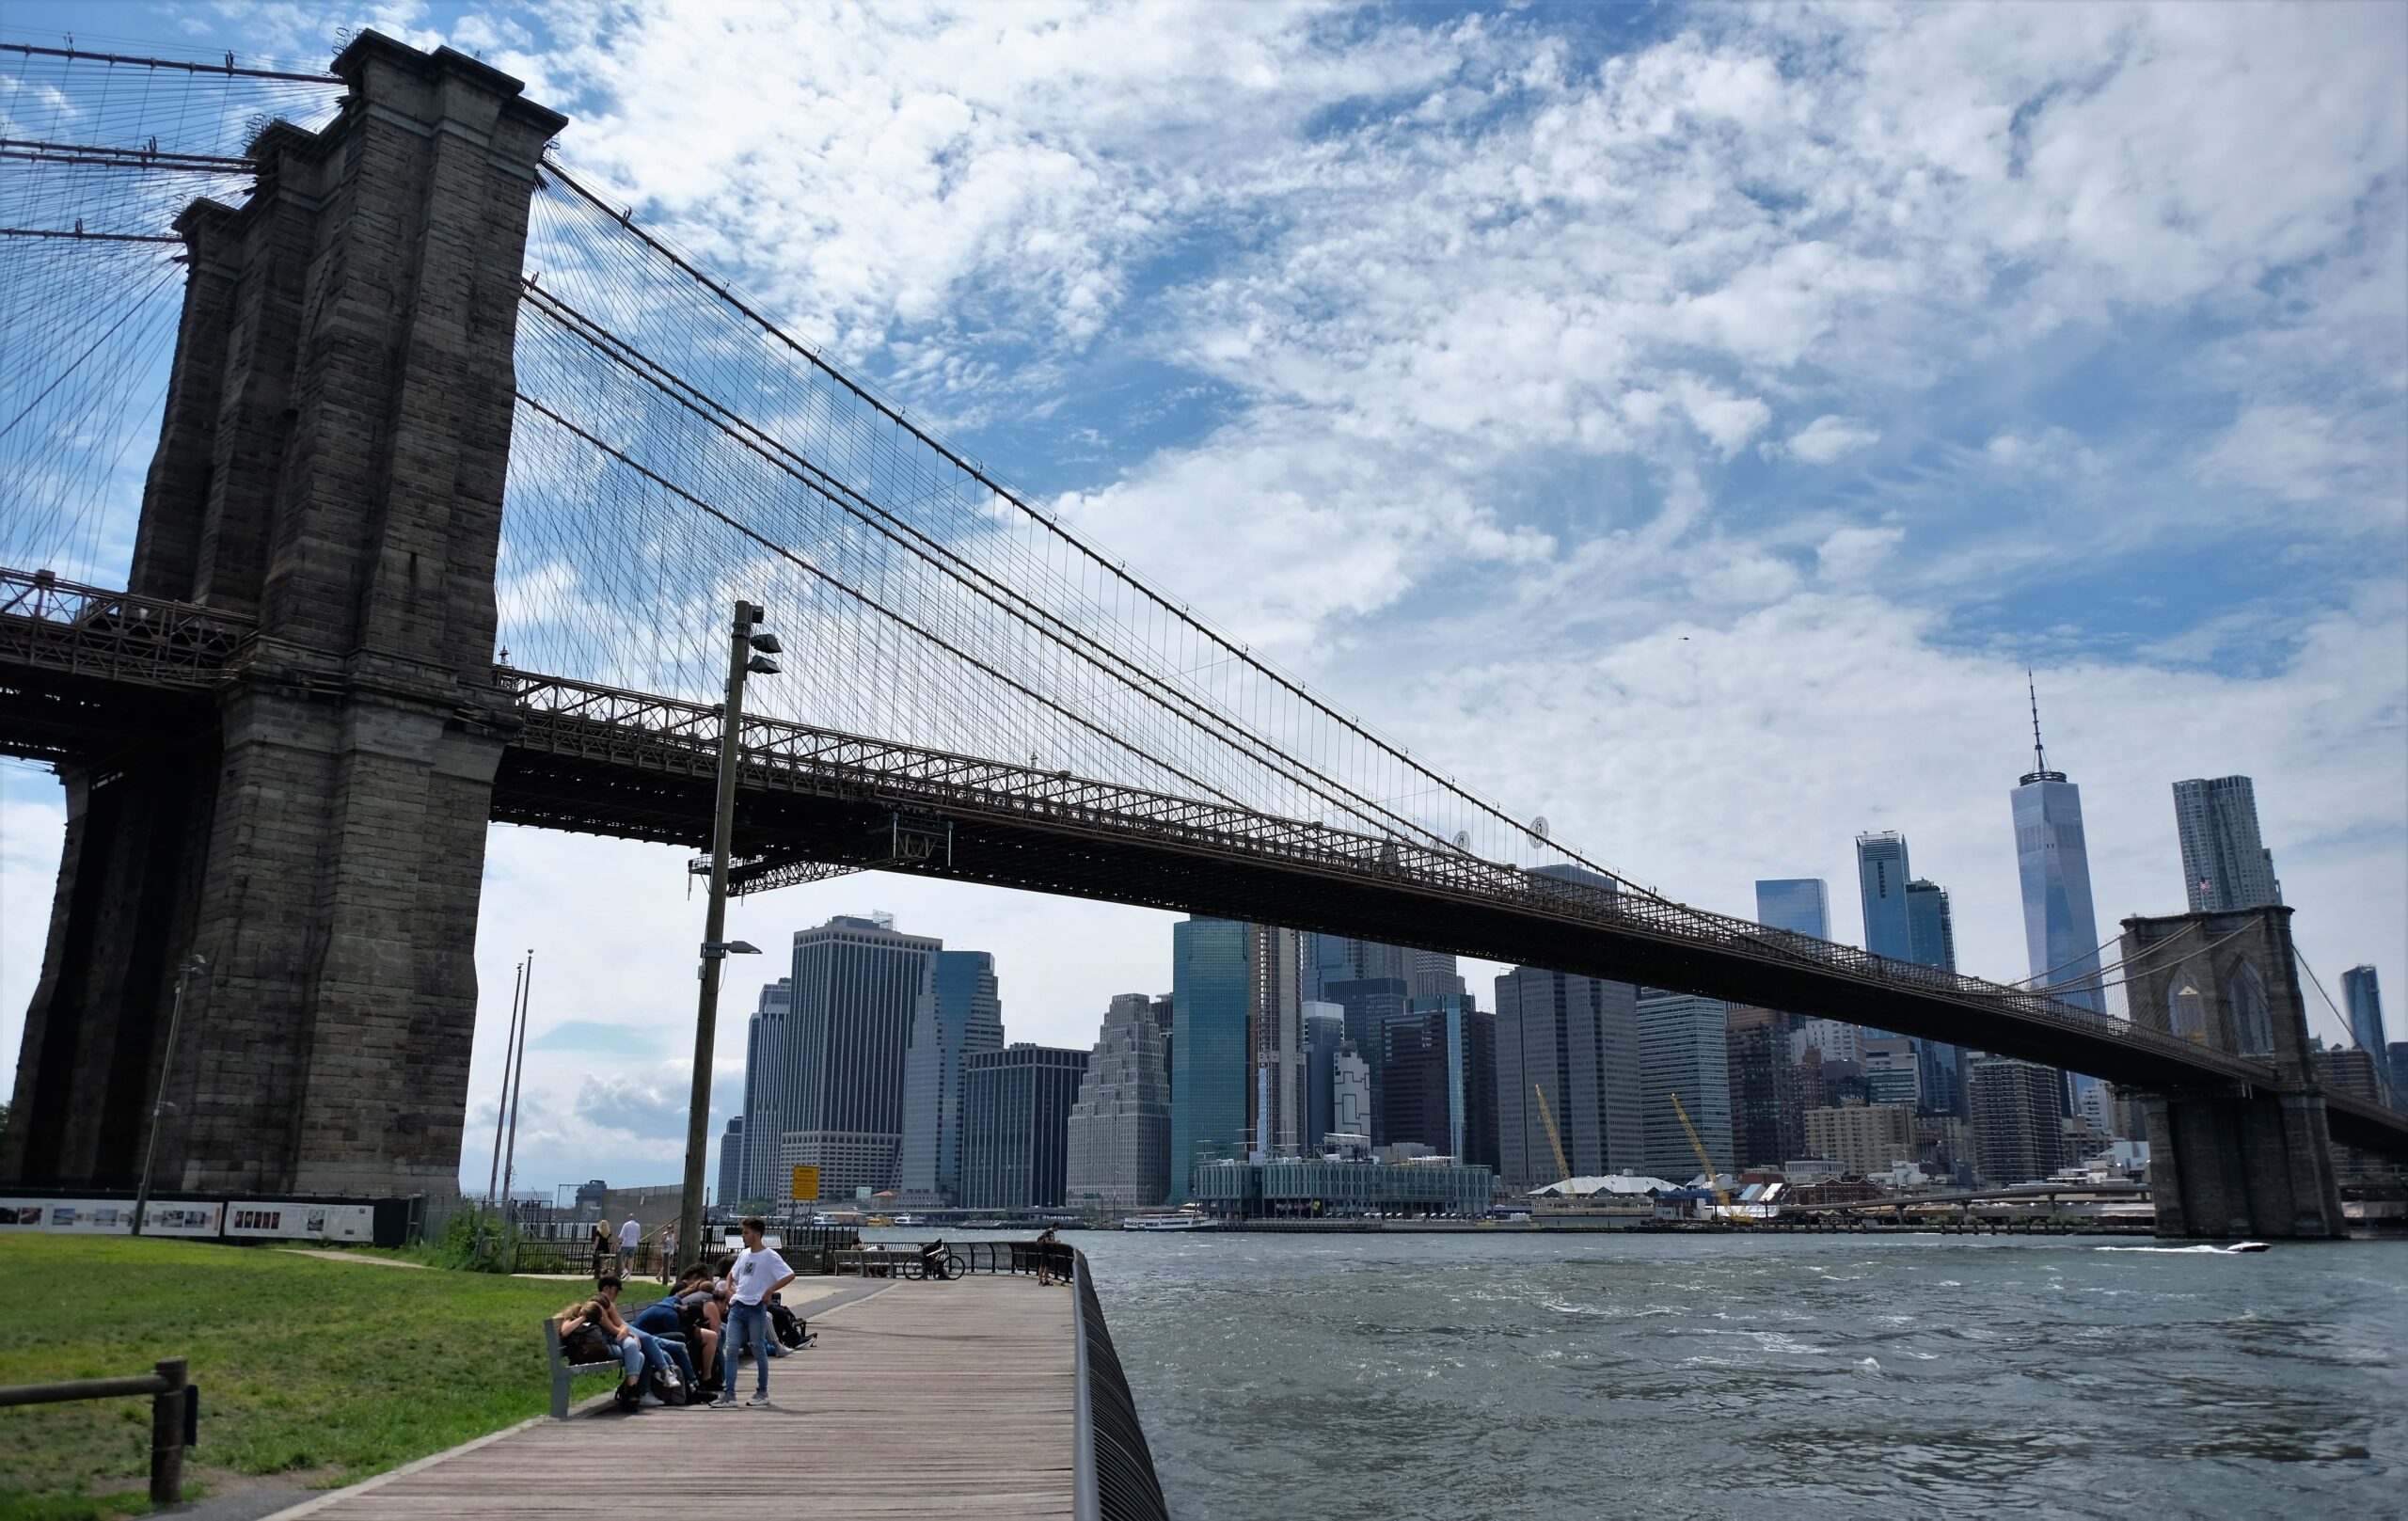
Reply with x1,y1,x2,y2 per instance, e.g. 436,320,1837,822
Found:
1533,1084,1573,1186
1668,1092,1737,1222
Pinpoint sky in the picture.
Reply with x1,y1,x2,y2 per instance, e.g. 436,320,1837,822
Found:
1,1,2402,1201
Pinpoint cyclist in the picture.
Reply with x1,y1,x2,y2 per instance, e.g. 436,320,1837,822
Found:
915,1237,951,1280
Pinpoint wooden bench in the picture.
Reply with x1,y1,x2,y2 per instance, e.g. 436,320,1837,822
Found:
543,1318,626,1419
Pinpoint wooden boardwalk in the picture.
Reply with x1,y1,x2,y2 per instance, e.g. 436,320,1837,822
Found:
276,1275,1079,1519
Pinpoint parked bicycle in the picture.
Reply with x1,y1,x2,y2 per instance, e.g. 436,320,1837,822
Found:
902,1240,965,1281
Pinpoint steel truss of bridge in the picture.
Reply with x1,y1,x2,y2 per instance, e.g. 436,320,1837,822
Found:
2,563,2402,1158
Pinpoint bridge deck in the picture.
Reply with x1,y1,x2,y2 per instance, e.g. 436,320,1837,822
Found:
279,1276,1077,1518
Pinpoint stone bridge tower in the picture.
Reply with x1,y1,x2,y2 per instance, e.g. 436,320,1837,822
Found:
2118,905,2346,1239
0,36,563,1196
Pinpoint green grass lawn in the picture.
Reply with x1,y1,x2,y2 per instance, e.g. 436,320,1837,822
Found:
0,1236,661,1520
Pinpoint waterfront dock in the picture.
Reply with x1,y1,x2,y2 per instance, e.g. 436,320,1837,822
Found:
272,1263,1160,1519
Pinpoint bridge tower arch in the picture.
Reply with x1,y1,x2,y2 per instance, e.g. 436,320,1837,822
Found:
0,35,565,1196
2118,906,2346,1240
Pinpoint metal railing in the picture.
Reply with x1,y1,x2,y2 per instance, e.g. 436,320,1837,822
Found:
832,1240,1069,1278
1071,1249,1168,1521
0,1357,192,1504
0,566,253,688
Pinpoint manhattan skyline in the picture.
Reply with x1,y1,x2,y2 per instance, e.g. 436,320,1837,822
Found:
0,1,2399,1196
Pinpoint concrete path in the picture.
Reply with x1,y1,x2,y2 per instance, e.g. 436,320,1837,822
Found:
262,1275,1079,1518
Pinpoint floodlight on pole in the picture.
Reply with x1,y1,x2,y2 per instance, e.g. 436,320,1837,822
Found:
130,954,206,1237
679,599,777,1263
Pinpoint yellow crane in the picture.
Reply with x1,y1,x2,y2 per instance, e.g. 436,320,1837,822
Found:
1668,1091,1737,1222
1532,1084,1573,1185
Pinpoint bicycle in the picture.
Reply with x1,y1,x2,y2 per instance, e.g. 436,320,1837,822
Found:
900,1250,966,1281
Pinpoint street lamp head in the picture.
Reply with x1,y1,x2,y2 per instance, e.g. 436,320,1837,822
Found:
748,632,784,655
745,655,781,675
179,954,206,974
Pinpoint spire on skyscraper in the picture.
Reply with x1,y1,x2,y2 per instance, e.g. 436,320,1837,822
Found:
2021,670,2065,784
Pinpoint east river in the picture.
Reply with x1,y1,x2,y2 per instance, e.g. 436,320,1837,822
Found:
1054,1230,2405,1519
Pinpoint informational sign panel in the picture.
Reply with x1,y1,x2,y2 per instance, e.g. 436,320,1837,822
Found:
789,1165,820,1202
139,1202,225,1236
223,1201,375,1242
1,1198,135,1233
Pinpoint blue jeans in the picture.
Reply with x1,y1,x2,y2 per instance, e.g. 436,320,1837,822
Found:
635,1328,696,1395
721,1302,771,1399
610,1331,644,1382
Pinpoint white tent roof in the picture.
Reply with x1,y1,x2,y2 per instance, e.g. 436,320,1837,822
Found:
1529,1173,1681,1197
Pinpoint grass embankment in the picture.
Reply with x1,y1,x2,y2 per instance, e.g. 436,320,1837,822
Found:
0,1235,660,1520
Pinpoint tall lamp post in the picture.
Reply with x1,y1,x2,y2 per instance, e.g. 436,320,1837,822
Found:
679,598,780,1262
130,954,206,1237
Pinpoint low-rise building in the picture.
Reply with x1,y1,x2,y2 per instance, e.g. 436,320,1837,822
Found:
1192,1156,1495,1219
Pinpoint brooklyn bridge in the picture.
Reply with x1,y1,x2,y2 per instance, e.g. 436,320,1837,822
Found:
2,34,2399,1238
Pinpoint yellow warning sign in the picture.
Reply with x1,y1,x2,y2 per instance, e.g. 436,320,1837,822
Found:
789,1165,820,1201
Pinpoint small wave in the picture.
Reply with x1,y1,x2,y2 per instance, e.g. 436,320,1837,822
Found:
1856,1356,1883,1375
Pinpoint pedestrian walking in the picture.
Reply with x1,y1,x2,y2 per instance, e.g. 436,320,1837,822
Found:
657,1221,678,1283
713,1216,795,1409
588,1218,613,1281
1034,1225,1064,1287
618,1212,640,1273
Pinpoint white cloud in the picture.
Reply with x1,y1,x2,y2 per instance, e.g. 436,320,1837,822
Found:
1784,415,1881,466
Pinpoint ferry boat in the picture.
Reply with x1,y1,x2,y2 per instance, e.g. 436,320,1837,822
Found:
1121,1211,1217,1231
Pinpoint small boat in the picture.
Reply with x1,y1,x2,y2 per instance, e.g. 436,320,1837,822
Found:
1122,1212,1216,1231
2224,1240,2271,1253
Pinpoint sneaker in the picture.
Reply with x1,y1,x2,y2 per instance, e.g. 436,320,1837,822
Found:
745,1394,774,1408
709,1396,736,1408
640,1392,666,1407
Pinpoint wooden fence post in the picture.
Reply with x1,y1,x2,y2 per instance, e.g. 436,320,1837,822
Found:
149,1356,187,1504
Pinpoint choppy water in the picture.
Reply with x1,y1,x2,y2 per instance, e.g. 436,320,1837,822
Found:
1061,1231,2406,1520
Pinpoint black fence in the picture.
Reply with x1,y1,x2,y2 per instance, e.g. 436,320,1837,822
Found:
1071,1249,1168,1521
833,1239,1069,1278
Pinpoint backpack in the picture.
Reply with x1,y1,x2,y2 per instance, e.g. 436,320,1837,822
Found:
560,1318,611,1365
768,1298,807,1349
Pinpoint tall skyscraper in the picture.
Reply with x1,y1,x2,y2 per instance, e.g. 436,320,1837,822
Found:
1305,934,1407,998
778,914,941,1200
1904,878,1963,1116
2388,1043,2408,1115
2343,965,2386,1061
2173,775,2282,912
1170,917,1249,1202
737,977,793,1205
1856,832,1913,961
960,1044,1089,1212
1066,994,1173,1212
1494,966,1643,1190
1320,974,1410,1144
1248,925,1307,1159
2011,685,2108,1119
896,949,1003,1206
1332,1042,1371,1137
2012,689,2106,1009
1754,879,1831,941
1967,1055,2067,1184
1303,1003,1345,1149
1725,1005,1803,1168
1376,995,1497,1168
715,1115,744,1208
1636,990,1734,1181
1405,949,1467,1003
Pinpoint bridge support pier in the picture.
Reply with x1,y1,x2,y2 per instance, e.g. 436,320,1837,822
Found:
0,35,564,1196
2119,907,2346,1241
2138,1087,2345,1240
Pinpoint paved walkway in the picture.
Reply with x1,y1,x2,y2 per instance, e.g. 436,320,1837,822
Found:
266,1275,1079,1518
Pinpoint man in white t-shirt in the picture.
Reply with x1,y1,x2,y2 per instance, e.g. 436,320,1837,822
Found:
618,1214,641,1273
712,1216,795,1408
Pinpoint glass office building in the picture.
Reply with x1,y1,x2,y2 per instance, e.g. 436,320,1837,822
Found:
1170,917,1250,1202
2173,775,2282,912
896,949,1003,1206
960,1043,1090,1211
1754,879,1831,941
